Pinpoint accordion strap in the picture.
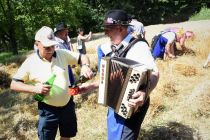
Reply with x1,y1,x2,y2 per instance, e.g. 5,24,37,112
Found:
118,37,149,57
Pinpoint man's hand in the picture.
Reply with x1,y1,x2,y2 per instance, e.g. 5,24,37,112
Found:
80,64,94,79
33,83,51,95
128,90,146,108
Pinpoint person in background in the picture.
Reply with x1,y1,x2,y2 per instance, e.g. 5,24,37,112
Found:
152,30,177,60
10,26,94,140
77,28,92,54
152,27,194,60
97,9,159,140
128,16,146,39
54,22,76,90
164,27,195,50
54,22,74,51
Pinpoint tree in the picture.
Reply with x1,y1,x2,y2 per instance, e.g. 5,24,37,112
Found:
0,0,18,54
0,0,209,55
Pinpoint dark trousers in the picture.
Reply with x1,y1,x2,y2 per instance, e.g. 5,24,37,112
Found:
121,98,150,140
37,97,77,140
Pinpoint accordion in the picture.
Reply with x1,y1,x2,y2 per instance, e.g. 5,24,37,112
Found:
98,57,151,119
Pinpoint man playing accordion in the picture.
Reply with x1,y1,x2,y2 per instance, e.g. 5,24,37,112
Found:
97,9,159,140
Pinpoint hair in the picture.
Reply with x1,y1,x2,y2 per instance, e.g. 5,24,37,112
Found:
176,28,184,37
34,40,39,46
77,28,84,34
185,31,195,39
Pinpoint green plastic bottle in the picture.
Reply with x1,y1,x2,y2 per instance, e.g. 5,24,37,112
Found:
33,74,56,102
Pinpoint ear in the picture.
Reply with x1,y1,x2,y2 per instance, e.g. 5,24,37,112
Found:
34,41,41,49
34,41,39,46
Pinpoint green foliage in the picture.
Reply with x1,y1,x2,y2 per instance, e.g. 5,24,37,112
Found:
189,7,210,21
0,0,209,54
0,0,97,54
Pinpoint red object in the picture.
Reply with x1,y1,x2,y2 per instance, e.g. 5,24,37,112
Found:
68,86,79,96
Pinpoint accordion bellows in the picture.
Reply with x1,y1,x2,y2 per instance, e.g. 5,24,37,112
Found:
98,57,151,119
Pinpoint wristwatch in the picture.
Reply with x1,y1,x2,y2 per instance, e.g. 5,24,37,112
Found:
81,64,90,67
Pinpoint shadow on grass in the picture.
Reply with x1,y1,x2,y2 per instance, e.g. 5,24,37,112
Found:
139,122,200,140
0,90,20,108
0,89,35,109
175,48,196,57
0,70,11,89
75,89,98,109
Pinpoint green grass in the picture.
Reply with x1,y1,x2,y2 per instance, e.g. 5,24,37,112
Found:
0,50,29,65
0,52,13,64
189,7,210,21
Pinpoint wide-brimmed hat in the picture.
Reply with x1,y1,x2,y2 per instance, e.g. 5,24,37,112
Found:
35,26,58,47
104,9,130,26
54,22,68,34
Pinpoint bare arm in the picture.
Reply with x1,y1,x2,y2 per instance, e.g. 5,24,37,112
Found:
179,36,186,49
10,80,51,95
79,54,93,78
79,32,92,41
164,42,175,59
80,54,90,66
70,44,74,51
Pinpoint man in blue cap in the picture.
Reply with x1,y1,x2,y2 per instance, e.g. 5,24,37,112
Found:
97,9,159,140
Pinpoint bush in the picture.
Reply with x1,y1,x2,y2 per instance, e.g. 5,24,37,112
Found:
189,7,210,21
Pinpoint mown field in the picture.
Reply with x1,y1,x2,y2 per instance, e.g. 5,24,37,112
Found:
0,20,210,140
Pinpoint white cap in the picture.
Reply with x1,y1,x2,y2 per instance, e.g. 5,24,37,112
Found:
35,26,58,47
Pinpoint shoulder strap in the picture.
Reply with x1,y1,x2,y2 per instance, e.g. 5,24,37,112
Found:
118,37,149,57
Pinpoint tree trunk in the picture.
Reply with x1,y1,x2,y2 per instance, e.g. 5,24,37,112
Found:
6,0,18,55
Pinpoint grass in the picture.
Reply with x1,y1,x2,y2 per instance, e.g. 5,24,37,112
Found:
189,7,210,21
0,20,210,140
0,50,29,66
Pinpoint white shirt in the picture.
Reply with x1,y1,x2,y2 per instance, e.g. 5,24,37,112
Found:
129,19,145,36
162,32,176,44
13,50,79,107
100,34,158,72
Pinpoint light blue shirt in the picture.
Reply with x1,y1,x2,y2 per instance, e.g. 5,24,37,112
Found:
55,36,71,51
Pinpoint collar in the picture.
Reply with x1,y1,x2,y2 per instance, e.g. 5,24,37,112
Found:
55,36,65,44
36,50,56,61
100,34,133,56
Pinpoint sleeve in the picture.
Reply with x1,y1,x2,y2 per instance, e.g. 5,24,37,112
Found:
126,41,157,71
97,45,105,72
163,32,176,44
58,50,80,65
